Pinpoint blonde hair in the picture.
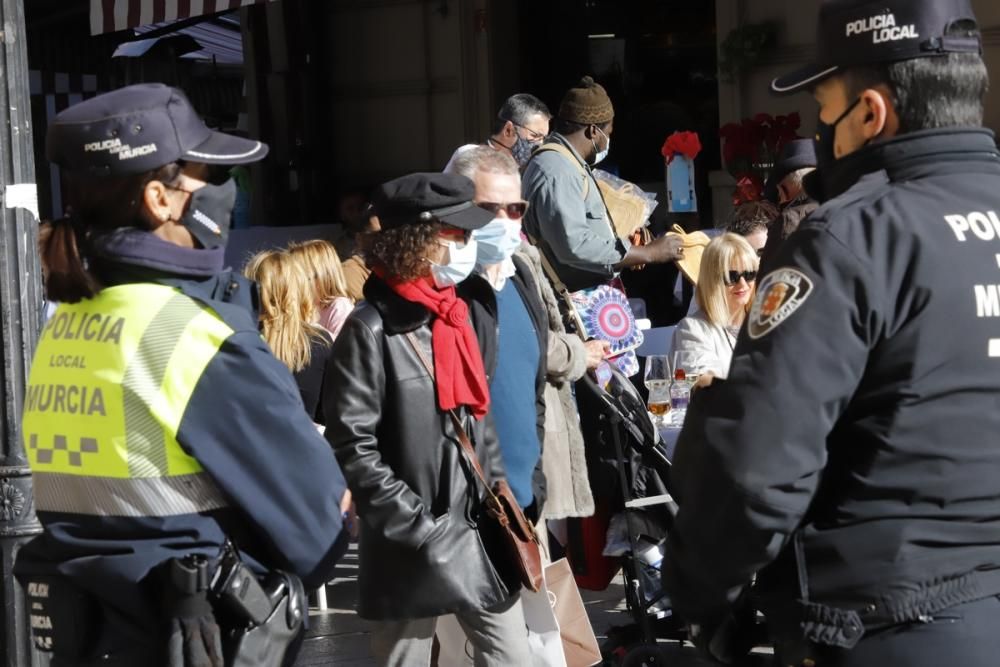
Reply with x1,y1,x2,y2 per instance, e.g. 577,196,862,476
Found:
286,239,352,307
695,233,760,328
244,249,327,372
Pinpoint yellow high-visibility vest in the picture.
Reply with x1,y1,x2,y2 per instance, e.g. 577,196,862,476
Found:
23,283,233,517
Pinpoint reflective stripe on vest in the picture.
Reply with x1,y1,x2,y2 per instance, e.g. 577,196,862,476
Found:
22,283,233,517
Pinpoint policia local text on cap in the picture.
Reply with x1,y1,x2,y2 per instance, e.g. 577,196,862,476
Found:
661,2,1000,666
16,84,350,665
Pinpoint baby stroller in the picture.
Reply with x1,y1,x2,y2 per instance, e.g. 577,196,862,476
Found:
578,366,769,666
574,367,686,666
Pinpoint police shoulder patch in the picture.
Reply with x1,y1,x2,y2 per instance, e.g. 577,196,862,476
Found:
747,267,814,339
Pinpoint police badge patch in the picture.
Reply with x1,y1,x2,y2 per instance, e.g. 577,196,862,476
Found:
747,268,814,339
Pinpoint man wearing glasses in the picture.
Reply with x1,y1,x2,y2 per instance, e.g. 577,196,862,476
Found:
446,146,550,522
444,93,553,172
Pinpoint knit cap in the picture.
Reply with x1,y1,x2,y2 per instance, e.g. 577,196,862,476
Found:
558,76,614,125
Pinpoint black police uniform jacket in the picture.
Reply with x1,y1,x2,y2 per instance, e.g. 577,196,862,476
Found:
664,129,1000,632
14,229,349,644
323,272,530,620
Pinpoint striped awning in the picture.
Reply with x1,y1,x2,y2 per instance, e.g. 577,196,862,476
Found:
90,0,279,36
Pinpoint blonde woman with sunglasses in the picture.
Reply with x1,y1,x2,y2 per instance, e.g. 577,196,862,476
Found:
671,233,759,382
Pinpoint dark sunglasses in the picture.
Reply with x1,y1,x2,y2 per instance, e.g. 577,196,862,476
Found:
478,201,529,219
724,270,757,286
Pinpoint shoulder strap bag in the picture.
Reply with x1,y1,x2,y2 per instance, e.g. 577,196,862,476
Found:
404,332,543,593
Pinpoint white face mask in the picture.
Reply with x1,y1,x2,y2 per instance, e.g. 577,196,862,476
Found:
429,237,479,288
592,126,610,165
473,218,522,266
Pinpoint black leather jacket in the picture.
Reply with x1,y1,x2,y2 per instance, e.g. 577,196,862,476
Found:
322,274,515,620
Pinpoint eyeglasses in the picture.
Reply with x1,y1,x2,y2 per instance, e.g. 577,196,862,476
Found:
724,270,757,286
477,201,529,219
514,123,547,143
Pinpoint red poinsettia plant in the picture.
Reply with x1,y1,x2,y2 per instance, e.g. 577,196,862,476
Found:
661,131,702,165
719,112,802,203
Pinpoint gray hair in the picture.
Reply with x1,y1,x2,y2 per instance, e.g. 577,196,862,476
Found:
492,93,552,134
782,167,814,190
446,145,519,182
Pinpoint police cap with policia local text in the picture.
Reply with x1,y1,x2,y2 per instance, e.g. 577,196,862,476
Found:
46,83,269,177
771,0,982,94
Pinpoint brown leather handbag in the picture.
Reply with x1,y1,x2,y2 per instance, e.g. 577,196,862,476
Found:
406,332,544,593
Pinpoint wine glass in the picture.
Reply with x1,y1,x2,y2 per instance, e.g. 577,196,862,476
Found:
643,355,671,424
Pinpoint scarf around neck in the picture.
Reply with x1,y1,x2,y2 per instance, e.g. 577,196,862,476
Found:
380,271,490,419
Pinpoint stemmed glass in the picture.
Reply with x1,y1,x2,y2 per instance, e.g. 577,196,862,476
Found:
643,355,671,424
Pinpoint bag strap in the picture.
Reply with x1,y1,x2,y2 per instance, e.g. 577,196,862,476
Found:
404,331,499,503
533,143,590,199
521,230,587,339
534,143,621,241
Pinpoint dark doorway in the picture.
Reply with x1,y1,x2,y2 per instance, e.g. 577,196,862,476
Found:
516,0,720,226
517,0,719,325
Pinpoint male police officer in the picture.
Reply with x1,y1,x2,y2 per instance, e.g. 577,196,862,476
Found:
663,1,1000,665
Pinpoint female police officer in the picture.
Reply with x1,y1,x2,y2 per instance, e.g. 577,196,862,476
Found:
14,83,348,665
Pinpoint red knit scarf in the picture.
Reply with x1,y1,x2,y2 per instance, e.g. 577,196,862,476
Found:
381,272,490,419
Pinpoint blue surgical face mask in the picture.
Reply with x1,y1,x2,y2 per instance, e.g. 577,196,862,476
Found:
592,126,611,165
429,237,479,288
473,218,522,266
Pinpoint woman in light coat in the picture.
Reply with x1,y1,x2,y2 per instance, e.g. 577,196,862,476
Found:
671,233,759,381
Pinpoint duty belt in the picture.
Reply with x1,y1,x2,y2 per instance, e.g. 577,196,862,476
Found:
764,534,1000,649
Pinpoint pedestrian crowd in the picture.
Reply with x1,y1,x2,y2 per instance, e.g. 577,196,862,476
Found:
15,0,1000,666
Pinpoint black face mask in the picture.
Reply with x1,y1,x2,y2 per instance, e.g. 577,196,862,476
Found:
178,178,237,249
814,97,862,174
809,97,871,203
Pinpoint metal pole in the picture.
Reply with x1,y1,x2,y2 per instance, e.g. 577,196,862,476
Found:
0,0,44,665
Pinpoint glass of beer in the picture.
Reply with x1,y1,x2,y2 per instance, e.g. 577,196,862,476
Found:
643,355,671,424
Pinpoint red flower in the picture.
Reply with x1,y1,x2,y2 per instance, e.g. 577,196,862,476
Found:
661,131,702,164
719,111,805,183
732,174,764,206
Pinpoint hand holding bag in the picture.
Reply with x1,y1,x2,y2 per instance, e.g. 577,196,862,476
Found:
405,332,544,593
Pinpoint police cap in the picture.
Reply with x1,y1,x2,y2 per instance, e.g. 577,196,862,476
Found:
47,83,268,177
771,0,981,94
372,173,494,231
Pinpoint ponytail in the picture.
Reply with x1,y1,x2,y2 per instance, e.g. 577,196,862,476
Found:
40,217,101,303
40,162,183,304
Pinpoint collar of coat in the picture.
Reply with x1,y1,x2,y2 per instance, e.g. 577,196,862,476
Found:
812,127,1000,202
363,272,497,335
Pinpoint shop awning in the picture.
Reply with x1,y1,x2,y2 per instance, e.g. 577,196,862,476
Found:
90,0,278,36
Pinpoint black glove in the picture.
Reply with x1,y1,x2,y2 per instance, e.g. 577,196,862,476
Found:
167,615,224,667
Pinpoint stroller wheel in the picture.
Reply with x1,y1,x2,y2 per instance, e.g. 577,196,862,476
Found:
621,645,668,667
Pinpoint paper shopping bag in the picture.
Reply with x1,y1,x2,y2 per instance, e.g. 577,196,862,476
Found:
522,580,569,667
545,558,602,667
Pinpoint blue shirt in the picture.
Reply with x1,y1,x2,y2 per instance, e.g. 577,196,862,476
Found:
491,280,541,508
